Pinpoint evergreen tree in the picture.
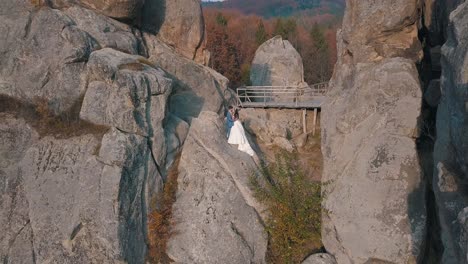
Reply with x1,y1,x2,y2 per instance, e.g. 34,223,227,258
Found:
255,21,268,45
308,23,331,83
215,12,228,26
310,23,328,52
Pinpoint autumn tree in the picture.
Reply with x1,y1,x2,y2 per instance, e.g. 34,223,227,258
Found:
206,13,242,86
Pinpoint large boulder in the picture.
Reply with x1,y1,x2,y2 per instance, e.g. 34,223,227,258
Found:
340,0,422,63
20,129,155,263
0,6,95,114
433,2,468,263
167,111,267,263
251,35,305,86
80,48,173,167
322,58,426,264
143,0,207,62
0,118,162,263
321,1,429,262
144,35,230,122
0,2,144,114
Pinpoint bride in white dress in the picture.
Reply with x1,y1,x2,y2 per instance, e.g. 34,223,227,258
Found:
228,109,255,157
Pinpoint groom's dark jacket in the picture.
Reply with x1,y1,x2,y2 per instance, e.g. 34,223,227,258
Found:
226,111,234,133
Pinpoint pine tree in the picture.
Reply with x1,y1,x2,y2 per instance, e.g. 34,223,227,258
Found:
255,21,268,45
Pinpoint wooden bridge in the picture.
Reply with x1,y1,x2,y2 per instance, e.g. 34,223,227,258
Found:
236,82,329,135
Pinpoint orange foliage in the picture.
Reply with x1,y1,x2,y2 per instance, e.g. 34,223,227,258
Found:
203,7,340,87
147,154,181,263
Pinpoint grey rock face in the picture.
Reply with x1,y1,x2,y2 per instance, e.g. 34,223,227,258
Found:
433,2,468,264
340,0,422,63
251,36,305,87
241,108,305,144
0,6,94,113
167,111,267,264
0,115,38,264
80,48,172,136
302,253,337,264
0,2,144,114
322,57,426,263
65,6,141,55
143,0,206,61
144,35,230,121
321,0,429,262
18,128,156,263
48,0,144,21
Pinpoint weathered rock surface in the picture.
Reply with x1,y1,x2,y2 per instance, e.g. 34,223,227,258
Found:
48,0,144,20
143,0,207,62
144,35,230,121
167,111,267,263
64,6,141,55
0,114,38,263
241,108,305,143
340,0,422,63
321,0,430,262
1,0,260,263
322,58,426,263
433,2,468,263
0,6,94,113
251,36,305,86
302,253,337,264
80,48,173,167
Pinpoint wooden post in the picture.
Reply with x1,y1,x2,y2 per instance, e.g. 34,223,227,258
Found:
312,108,318,136
302,109,307,134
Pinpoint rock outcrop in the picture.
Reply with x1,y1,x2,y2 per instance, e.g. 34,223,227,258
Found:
143,0,208,63
433,2,468,263
144,36,230,121
321,0,427,263
0,0,264,263
167,111,267,263
251,36,305,87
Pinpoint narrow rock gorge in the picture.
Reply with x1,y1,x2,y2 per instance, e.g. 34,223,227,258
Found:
0,0,467,263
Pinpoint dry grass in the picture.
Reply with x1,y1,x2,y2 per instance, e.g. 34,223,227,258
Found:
0,95,109,139
137,57,156,67
251,151,323,264
30,0,46,7
118,62,146,71
147,154,181,264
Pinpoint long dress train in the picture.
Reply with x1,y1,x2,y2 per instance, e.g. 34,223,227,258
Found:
228,120,255,156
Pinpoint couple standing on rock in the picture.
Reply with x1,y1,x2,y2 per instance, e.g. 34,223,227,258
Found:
225,106,255,157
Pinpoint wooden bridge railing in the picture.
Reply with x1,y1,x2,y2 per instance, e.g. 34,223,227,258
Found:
236,82,329,108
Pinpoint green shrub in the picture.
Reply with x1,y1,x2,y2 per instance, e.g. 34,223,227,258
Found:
251,151,323,264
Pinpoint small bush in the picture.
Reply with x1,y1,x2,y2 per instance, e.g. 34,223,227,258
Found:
251,151,323,264
147,154,180,263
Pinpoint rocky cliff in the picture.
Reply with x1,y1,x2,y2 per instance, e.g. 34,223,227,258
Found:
322,0,467,263
0,0,263,263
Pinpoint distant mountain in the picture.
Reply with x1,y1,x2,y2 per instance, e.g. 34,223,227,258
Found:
202,0,346,18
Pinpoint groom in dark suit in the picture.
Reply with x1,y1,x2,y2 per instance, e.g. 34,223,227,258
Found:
225,106,235,138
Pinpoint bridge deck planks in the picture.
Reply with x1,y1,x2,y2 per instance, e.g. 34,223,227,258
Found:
239,96,325,109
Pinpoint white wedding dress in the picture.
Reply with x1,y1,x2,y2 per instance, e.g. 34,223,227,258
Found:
228,120,255,156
